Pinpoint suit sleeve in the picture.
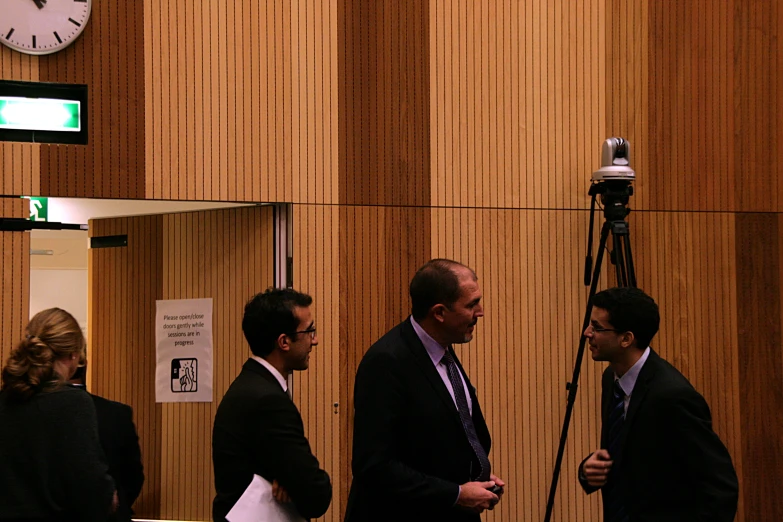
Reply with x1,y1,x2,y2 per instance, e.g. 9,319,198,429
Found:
54,392,116,521
249,394,332,519
671,390,739,522
351,350,459,509
119,405,145,509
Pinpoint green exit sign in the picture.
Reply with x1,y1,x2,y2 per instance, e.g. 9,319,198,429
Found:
0,97,81,132
27,197,48,222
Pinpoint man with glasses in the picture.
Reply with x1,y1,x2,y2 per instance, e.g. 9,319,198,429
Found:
212,288,332,521
345,259,504,522
579,287,738,522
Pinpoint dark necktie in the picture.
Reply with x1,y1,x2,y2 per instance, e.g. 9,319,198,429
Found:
603,379,628,522
441,350,491,481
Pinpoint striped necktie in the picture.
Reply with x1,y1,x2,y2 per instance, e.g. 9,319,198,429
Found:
441,350,491,481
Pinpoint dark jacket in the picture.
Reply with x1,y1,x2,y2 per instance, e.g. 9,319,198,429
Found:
212,359,332,521
89,393,144,522
579,349,739,522
0,386,115,522
345,319,492,522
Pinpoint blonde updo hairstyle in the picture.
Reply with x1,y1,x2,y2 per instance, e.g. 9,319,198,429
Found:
1,308,85,400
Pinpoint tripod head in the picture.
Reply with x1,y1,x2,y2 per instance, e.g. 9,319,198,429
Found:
584,138,636,286
589,180,633,222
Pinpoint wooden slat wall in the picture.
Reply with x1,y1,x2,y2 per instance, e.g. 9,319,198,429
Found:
89,214,164,517
0,197,29,371
0,52,39,196
290,204,341,522
89,206,274,520
143,0,338,204
37,0,145,199
429,0,606,210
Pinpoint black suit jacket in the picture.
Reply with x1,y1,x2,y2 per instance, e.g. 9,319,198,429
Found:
345,319,492,522
89,393,145,522
212,359,332,521
579,349,739,521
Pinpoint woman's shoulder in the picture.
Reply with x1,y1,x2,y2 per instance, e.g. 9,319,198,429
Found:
37,385,95,412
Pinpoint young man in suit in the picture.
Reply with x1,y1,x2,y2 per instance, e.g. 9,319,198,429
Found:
69,362,144,522
345,259,505,522
579,287,739,522
212,288,332,521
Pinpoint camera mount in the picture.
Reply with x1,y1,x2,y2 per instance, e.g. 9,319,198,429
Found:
543,138,637,522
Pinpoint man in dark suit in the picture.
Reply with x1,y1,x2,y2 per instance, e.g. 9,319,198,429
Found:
345,259,505,522
212,288,332,521
579,287,738,522
69,363,144,522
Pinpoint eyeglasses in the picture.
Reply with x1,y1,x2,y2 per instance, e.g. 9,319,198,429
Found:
586,324,622,334
290,327,317,340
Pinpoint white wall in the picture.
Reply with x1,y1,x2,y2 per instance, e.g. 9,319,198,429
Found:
30,269,89,332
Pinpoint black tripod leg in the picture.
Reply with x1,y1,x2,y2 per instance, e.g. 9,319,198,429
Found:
543,221,611,522
613,229,628,287
623,229,637,287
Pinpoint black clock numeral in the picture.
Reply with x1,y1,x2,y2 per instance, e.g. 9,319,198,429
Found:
68,18,82,27
6,28,14,40
54,31,62,44
32,35,37,48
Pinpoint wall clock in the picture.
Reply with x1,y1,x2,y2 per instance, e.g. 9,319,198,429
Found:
1,0,92,55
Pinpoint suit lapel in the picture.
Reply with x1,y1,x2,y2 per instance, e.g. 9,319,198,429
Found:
623,350,660,429
613,350,659,467
399,320,461,420
599,368,614,446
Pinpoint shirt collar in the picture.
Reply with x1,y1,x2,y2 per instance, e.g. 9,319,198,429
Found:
250,355,288,391
615,346,651,396
410,316,447,366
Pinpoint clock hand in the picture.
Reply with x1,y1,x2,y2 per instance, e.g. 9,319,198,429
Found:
33,0,47,9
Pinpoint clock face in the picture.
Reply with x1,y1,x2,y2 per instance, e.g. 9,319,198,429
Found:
1,0,92,55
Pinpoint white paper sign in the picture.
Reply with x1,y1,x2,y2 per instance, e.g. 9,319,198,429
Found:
226,474,305,522
155,298,213,403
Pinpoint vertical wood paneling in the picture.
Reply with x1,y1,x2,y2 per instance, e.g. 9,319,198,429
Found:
339,0,431,207
430,0,606,210
89,214,163,517
36,0,145,199
290,204,340,522
733,1,780,212
336,205,431,519
0,50,40,197
735,214,783,522
606,0,649,209
0,198,30,371
143,0,337,204
90,206,274,520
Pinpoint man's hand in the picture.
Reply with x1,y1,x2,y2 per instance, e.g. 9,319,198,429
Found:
582,449,613,487
110,490,119,513
456,481,499,513
272,480,291,503
487,474,506,509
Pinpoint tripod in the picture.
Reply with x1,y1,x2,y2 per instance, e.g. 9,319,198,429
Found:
543,178,636,522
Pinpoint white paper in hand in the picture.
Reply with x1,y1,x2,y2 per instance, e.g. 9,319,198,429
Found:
226,474,306,522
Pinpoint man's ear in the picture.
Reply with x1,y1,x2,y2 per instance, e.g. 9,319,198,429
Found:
431,304,448,324
620,330,636,349
276,333,290,352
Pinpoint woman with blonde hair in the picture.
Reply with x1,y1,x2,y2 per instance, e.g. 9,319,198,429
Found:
0,308,116,522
